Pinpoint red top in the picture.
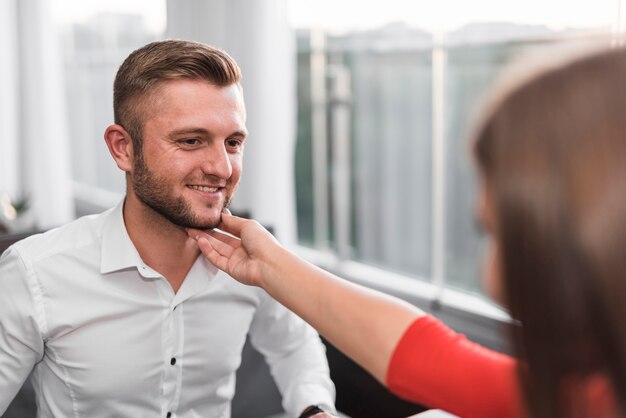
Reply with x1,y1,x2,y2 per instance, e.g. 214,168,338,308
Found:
386,315,524,418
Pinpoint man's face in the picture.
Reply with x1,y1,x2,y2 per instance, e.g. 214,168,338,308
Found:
130,79,247,230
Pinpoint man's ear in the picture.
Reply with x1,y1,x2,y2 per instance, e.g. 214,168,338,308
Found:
104,124,135,172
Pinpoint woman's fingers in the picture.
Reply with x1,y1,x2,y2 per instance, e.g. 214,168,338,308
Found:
196,235,233,271
207,229,242,248
217,212,249,237
187,228,240,248
206,233,237,256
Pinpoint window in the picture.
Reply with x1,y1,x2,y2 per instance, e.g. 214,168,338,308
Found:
291,0,622,303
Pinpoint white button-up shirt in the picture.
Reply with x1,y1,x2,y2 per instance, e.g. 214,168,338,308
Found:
0,202,335,418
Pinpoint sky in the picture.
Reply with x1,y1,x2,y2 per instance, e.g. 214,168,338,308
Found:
51,0,622,34
287,0,622,33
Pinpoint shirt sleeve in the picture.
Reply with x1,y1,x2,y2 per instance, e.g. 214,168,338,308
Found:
386,315,524,418
0,247,45,413
248,292,336,416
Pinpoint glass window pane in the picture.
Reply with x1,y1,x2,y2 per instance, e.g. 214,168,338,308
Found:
349,48,433,277
295,35,316,246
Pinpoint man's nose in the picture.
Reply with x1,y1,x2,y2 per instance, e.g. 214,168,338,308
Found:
201,143,233,179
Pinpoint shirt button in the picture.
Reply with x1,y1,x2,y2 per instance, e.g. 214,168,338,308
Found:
170,357,176,365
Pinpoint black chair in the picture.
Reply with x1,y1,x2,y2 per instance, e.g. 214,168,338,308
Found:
0,231,36,254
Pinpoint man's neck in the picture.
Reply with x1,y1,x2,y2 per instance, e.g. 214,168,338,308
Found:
122,195,200,293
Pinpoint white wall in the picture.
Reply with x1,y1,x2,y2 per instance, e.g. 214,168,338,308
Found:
0,0,74,230
0,0,20,199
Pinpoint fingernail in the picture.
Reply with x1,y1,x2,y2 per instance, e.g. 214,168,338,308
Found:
222,208,232,216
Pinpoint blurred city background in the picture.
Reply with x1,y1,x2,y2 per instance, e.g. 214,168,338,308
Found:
1,0,622,315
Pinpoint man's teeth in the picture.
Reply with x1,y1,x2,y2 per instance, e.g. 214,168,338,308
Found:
189,185,219,192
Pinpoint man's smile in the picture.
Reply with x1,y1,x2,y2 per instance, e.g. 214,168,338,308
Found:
188,185,222,193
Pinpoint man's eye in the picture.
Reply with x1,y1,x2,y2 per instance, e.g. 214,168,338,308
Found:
226,139,242,149
180,138,200,146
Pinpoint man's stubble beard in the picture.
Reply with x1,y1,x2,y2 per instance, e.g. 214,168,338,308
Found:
131,152,233,230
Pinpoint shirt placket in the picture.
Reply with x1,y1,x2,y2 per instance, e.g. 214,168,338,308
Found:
142,263,184,418
162,300,183,418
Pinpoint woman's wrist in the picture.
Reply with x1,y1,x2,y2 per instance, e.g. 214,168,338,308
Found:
257,240,292,289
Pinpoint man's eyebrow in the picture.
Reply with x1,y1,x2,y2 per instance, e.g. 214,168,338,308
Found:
168,128,248,138
229,129,248,139
169,128,210,137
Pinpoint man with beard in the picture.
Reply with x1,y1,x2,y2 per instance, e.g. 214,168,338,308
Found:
0,40,336,418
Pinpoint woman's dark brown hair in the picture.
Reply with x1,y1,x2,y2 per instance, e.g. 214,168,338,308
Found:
473,46,626,418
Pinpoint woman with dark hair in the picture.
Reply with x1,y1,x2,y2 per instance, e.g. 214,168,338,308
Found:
189,45,626,418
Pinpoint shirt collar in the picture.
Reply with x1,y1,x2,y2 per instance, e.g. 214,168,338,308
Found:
173,255,219,305
99,200,220,290
100,199,146,275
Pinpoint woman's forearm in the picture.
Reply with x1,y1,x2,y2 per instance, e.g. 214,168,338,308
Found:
262,245,425,384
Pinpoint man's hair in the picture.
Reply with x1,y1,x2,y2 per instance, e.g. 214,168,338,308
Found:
472,45,626,418
113,39,242,151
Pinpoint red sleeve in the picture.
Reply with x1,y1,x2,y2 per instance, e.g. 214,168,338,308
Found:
386,315,525,418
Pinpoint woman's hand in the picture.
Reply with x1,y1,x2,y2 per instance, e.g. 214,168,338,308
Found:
187,211,282,288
